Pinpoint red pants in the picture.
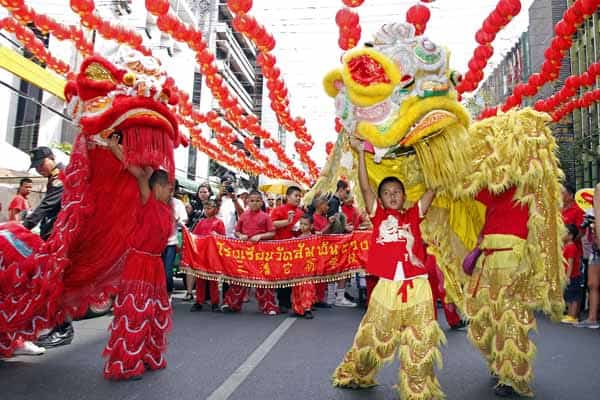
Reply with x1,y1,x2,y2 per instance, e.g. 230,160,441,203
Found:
426,254,462,327
223,285,279,314
315,283,328,303
196,279,219,305
291,283,316,315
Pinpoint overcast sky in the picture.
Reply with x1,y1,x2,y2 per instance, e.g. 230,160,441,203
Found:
254,0,536,166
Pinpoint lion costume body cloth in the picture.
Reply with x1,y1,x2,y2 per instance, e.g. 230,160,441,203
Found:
0,48,183,359
312,23,565,398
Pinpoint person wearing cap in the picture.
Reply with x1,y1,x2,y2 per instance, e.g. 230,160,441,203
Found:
23,146,74,349
217,175,244,238
23,147,65,241
237,188,249,209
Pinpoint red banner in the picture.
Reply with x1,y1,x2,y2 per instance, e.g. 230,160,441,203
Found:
181,228,371,288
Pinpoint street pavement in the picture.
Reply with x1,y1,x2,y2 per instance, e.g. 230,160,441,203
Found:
1,287,600,400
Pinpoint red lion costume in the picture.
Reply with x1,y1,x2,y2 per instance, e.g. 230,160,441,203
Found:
0,47,183,357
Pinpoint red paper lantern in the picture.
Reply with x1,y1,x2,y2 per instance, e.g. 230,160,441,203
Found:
406,4,431,35
228,0,253,15
580,0,600,16
70,0,95,15
336,8,359,26
145,0,169,15
474,45,494,60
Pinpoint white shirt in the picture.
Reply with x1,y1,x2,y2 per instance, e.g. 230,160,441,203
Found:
218,197,237,238
168,197,188,245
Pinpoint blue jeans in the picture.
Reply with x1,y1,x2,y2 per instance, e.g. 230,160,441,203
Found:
162,245,177,294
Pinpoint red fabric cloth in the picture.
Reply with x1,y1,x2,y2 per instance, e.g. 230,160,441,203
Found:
8,194,29,214
292,283,316,314
102,194,173,380
313,213,329,232
366,202,427,280
102,252,171,380
476,187,529,240
236,209,274,238
196,279,219,305
342,204,360,229
271,204,303,239
562,202,584,260
315,282,327,303
192,216,225,236
563,242,581,278
223,285,279,314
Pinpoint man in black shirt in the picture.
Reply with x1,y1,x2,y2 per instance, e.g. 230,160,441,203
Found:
23,147,64,240
24,147,74,348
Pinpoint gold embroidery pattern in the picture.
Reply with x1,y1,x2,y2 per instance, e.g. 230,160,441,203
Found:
84,62,116,83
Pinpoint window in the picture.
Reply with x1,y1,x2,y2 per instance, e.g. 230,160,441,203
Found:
12,26,48,152
192,72,202,106
187,145,197,180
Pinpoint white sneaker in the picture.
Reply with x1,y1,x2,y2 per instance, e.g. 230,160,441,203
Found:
13,341,46,356
335,298,357,308
266,310,278,316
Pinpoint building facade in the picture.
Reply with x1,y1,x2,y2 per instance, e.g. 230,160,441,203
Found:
569,1,600,188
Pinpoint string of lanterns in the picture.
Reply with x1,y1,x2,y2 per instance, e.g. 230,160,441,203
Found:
478,0,600,120
226,0,318,179
457,0,522,96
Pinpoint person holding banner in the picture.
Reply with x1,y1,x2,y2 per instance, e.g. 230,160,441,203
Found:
271,186,304,313
333,137,444,400
221,191,279,315
190,199,225,313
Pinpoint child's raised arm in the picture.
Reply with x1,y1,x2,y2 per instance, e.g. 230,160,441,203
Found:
419,189,436,217
350,137,376,214
107,135,151,204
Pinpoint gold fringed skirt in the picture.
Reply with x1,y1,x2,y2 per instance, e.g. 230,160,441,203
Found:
332,278,446,400
464,234,536,397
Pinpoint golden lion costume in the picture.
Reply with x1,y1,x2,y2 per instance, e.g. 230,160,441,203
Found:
312,23,564,398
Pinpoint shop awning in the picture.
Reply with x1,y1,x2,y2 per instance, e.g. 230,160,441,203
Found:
0,45,66,100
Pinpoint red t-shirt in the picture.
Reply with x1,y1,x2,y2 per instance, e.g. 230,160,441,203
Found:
313,213,329,233
366,202,427,280
342,204,360,229
8,194,29,219
271,203,303,239
563,242,581,278
236,209,275,237
131,195,173,253
476,187,529,240
193,216,225,236
562,202,584,260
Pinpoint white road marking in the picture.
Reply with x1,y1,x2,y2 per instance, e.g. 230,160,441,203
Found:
206,317,296,400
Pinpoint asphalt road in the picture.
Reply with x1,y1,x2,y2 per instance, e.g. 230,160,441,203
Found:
2,288,599,400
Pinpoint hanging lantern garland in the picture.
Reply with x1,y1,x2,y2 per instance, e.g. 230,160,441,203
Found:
551,86,600,122
534,61,600,114
146,0,311,184
478,0,600,119
0,17,71,76
69,0,304,182
227,0,319,179
1,0,94,58
457,0,521,96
